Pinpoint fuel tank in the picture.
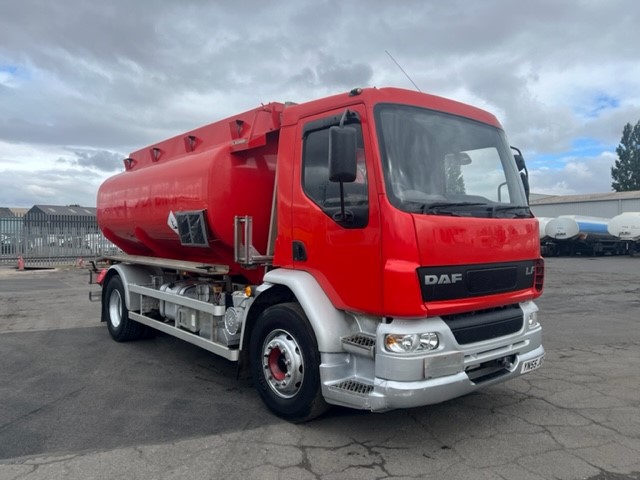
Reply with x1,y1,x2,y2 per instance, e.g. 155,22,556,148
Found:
608,212,640,241
544,215,613,241
97,103,285,281
536,216,553,240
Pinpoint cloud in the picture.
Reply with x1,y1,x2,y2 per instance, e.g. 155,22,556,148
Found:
315,54,373,88
64,149,123,172
529,152,617,195
1,0,640,207
0,167,103,207
0,142,123,206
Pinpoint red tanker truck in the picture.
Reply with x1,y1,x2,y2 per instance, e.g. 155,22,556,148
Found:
96,87,544,421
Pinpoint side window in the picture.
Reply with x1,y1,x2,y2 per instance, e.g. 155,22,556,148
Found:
302,122,368,228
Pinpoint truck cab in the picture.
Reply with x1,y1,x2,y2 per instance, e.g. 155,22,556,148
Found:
255,87,544,415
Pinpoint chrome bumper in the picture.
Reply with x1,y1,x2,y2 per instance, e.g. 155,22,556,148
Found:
320,301,544,412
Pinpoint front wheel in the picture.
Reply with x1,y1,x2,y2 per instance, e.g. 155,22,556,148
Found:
250,303,329,422
104,275,146,342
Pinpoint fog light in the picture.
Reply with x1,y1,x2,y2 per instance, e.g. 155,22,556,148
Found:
384,333,439,353
527,311,539,329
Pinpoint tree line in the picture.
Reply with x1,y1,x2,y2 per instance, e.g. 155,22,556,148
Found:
611,120,640,192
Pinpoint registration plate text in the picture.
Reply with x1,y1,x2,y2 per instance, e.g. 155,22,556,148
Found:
521,355,544,374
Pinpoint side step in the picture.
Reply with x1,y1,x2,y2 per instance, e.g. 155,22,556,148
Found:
341,333,376,358
329,379,374,396
326,334,376,405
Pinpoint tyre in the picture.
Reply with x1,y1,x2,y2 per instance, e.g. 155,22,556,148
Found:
104,275,146,342
250,303,329,422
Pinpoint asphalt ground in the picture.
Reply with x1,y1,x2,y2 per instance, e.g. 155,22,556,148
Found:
0,258,639,480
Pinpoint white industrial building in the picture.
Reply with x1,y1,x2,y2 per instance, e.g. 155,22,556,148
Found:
529,191,640,218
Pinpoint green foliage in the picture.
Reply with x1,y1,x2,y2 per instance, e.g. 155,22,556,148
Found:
611,120,640,192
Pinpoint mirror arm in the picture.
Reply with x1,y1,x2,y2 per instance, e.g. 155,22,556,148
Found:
511,146,530,204
338,182,346,221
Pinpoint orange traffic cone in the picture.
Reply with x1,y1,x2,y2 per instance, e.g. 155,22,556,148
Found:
17,255,24,271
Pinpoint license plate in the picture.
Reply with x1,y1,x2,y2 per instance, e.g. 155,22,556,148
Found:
521,354,544,374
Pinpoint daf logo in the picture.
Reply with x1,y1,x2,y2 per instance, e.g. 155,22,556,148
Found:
424,273,463,285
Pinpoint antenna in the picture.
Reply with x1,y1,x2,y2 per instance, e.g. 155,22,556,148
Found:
385,50,422,92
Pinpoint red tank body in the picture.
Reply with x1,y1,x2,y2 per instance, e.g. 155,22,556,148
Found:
97,103,285,283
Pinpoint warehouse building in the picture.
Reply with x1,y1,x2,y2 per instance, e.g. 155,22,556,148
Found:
0,204,117,266
530,191,640,218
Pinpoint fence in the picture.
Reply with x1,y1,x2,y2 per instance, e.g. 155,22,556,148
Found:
0,212,120,268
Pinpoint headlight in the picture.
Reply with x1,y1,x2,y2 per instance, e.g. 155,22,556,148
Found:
527,311,539,329
384,332,439,353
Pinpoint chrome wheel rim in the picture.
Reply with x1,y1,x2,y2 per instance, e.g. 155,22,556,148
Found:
108,288,122,329
262,329,304,399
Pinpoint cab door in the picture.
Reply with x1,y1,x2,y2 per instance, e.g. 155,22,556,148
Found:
291,105,382,314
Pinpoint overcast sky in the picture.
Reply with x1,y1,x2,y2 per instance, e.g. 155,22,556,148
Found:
1,0,639,207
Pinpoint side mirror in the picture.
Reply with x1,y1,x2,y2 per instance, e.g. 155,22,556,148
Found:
511,146,530,204
511,146,526,172
328,126,357,183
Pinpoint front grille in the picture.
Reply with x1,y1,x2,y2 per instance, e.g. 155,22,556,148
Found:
442,304,523,345
467,267,517,294
418,260,536,302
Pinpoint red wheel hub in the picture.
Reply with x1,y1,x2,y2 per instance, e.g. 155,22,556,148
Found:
267,347,286,381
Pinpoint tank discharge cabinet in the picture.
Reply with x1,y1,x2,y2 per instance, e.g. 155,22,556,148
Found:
95,87,545,421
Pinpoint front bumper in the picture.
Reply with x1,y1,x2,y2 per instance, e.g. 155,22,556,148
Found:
367,344,543,411
320,301,544,412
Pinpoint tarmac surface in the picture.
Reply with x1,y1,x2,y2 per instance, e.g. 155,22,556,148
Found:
0,257,639,479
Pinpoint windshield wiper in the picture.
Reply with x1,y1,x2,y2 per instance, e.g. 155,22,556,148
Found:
491,205,533,218
408,201,532,218
422,202,489,215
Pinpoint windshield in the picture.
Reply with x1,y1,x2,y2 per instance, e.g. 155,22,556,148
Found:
375,104,531,218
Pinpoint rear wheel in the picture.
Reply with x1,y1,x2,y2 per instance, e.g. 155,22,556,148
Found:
104,275,146,342
250,303,329,422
